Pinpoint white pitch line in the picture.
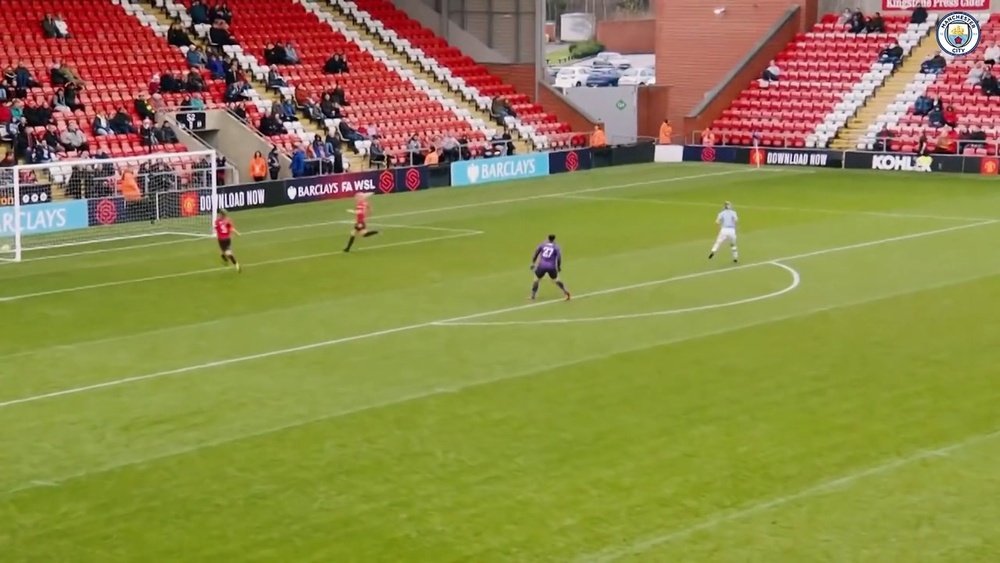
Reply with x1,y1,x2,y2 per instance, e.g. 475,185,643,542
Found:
0,231,483,303
579,427,1000,563
442,262,800,326
5,264,1000,497
562,194,995,223
0,219,994,410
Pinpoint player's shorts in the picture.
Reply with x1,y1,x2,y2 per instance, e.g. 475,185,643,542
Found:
715,227,737,246
534,266,559,280
354,221,367,232
218,238,232,252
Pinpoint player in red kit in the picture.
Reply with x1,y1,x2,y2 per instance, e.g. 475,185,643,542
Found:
214,209,241,272
343,192,379,252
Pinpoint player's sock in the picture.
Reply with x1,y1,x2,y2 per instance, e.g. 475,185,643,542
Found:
228,255,238,265
344,235,356,252
732,245,739,263
556,280,568,295
708,252,715,259
530,281,539,299
220,254,228,264
363,230,379,238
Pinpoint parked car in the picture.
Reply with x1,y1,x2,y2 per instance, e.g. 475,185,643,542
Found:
554,66,592,89
618,66,656,86
590,51,631,70
585,68,622,87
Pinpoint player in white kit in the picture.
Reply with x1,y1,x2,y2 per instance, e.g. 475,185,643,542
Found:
709,201,739,263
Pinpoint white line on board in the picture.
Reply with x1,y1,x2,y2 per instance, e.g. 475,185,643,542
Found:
0,218,994,410
0,231,483,303
6,265,999,497
577,427,1000,562
561,194,995,223
441,262,801,326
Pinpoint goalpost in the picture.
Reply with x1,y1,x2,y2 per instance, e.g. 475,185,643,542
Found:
0,149,218,262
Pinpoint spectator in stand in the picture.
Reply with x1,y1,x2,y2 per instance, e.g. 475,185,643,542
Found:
915,134,930,156
302,94,324,121
879,41,904,66
935,127,958,154
0,150,14,167
267,66,287,88
324,53,348,74
224,79,251,103
838,8,853,25
190,93,206,110
702,127,716,146
15,61,40,90
180,95,194,111
111,106,136,134
866,12,885,33
910,6,928,24
291,144,307,177
134,93,156,121
277,96,297,122
942,105,959,128
284,41,301,64
406,134,423,165
927,103,945,127
330,83,349,106
60,121,88,154
424,146,440,166
761,60,780,82
155,121,178,144
440,134,460,162
658,118,673,144
490,96,515,122
0,103,12,139
229,102,248,122
213,2,233,24
139,119,159,146
150,93,167,121
848,11,867,34
31,139,55,164
967,61,986,85
874,126,893,152
209,20,238,46
42,14,69,39
264,43,286,66
2,67,17,100
186,70,205,92
981,69,999,96
488,131,509,157
223,60,239,85
920,53,946,75
42,124,65,154
259,109,284,136
319,93,341,119
168,23,193,48
148,73,162,95
52,87,71,114
370,138,387,168
590,123,607,147
186,46,207,68
250,150,267,181
965,125,987,146
160,72,184,93
206,53,225,79
267,145,281,179
189,0,211,25
24,95,54,126
984,43,1000,66
92,112,112,136
51,62,83,87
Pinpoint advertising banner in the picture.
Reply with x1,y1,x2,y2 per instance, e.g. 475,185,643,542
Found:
386,166,430,194
283,169,385,203
978,157,998,175
742,147,843,168
549,148,593,174
681,145,738,163
0,185,54,207
843,151,965,173
882,0,989,10
451,153,549,187
1,199,89,235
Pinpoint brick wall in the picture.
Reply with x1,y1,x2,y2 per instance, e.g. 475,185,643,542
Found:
655,0,818,139
596,19,655,54
482,63,597,132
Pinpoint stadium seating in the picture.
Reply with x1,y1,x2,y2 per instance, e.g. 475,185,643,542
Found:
169,0,498,161
861,14,999,155
710,14,929,148
0,0,254,158
327,0,581,149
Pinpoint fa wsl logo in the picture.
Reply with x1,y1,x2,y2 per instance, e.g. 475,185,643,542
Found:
871,154,932,172
937,12,981,57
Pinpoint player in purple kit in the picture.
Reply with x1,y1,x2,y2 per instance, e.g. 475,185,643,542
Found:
530,234,571,301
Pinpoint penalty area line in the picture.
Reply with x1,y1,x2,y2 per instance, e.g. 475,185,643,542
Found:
0,231,482,303
0,219,995,410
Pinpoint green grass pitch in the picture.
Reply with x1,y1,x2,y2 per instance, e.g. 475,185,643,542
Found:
2,162,1000,562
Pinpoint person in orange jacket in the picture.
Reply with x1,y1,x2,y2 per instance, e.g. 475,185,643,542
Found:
120,169,142,201
590,123,607,148
249,150,267,181
658,119,673,144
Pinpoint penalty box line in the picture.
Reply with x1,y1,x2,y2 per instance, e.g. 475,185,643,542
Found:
0,219,995,411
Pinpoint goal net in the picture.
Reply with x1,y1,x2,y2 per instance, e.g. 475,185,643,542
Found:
0,149,218,262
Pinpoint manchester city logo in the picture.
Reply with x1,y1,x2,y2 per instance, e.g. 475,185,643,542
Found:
936,12,981,57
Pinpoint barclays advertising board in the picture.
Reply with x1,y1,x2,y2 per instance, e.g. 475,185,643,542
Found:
0,200,90,236
451,153,550,187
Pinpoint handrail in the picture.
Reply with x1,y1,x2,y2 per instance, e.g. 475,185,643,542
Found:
686,6,801,119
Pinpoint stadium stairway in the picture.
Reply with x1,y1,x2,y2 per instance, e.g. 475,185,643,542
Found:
308,1,532,155
830,30,938,150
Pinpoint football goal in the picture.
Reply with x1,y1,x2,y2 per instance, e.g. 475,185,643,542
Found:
0,149,219,262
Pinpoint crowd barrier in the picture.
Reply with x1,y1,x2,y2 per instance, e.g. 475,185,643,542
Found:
681,145,1000,175
73,144,654,227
